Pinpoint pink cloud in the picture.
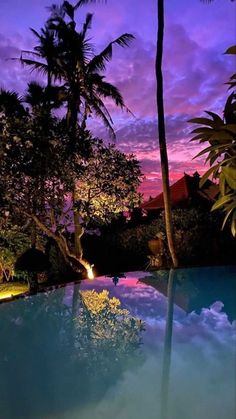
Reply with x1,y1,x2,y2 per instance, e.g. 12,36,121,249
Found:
1,0,235,198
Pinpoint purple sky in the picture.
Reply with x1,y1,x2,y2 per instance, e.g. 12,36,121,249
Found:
1,0,236,198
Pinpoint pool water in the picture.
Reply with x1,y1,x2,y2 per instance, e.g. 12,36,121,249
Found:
0,266,235,419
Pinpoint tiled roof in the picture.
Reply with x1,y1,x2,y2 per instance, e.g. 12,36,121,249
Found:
141,173,219,210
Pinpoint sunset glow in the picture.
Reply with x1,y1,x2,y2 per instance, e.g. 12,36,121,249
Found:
1,0,235,197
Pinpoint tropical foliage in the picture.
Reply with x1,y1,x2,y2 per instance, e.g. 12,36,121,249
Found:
75,140,142,226
189,46,236,236
75,289,144,373
93,206,235,271
0,1,140,279
0,107,141,274
17,0,135,270
20,1,134,136
0,217,30,281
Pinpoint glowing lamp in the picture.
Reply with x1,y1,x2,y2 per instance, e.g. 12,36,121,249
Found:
87,265,94,280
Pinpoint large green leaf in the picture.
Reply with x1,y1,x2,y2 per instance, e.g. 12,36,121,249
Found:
195,143,232,159
224,45,236,55
209,131,234,141
187,117,215,127
191,127,213,134
231,211,236,236
190,133,211,142
199,163,220,187
222,202,236,229
190,57,236,237
222,166,236,189
225,124,236,134
211,194,233,211
204,111,223,123
219,172,226,195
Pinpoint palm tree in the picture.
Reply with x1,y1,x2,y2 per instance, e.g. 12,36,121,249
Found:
48,6,133,264
156,0,178,268
24,81,64,115
0,89,26,117
20,2,132,139
20,25,58,93
20,1,134,274
48,8,133,134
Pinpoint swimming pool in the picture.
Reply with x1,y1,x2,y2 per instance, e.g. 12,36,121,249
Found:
0,266,235,419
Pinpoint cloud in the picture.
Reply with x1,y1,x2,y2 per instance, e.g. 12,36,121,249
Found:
87,19,234,197
1,0,235,198
0,32,45,95
60,269,236,419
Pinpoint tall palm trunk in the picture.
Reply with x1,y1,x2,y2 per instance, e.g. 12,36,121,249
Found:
156,0,178,268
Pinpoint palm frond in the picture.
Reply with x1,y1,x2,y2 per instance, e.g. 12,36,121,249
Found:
82,13,93,38
90,101,115,138
19,58,49,75
24,81,45,106
85,91,114,125
75,0,106,10
21,50,42,58
47,4,65,20
88,33,134,72
63,1,75,20
95,80,124,107
30,27,42,40
0,89,25,116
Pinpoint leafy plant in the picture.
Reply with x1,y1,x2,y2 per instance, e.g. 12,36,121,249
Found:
0,217,30,281
189,46,236,235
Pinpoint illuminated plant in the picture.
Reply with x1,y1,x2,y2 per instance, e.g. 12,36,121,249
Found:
189,46,236,235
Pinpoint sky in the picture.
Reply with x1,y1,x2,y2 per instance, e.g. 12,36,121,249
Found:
0,0,236,198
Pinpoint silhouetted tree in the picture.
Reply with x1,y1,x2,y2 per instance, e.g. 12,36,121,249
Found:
20,1,134,268
156,0,178,267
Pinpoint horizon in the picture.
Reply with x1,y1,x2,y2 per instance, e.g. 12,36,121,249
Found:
1,0,235,198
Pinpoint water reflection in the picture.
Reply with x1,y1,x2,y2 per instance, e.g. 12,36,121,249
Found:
160,269,176,419
0,284,144,419
106,273,127,286
0,266,235,419
139,267,236,419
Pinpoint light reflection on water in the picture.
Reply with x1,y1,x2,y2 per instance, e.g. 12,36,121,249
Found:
0,266,235,419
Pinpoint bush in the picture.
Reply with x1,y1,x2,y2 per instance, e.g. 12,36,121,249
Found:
84,206,236,272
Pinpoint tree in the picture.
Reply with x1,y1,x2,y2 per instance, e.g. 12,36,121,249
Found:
19,24,59,110
72,139,142,227
0,89,26,118
0,217,30,282
155,0,235,267
0,104,142,276
1,105,88,273
156,0,178,268
24,81,63,116
189,46,236,236
20,1,134,268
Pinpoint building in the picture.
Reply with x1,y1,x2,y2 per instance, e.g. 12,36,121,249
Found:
141,172,219,215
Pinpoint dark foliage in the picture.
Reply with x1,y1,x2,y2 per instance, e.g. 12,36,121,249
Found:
82,206,236,274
